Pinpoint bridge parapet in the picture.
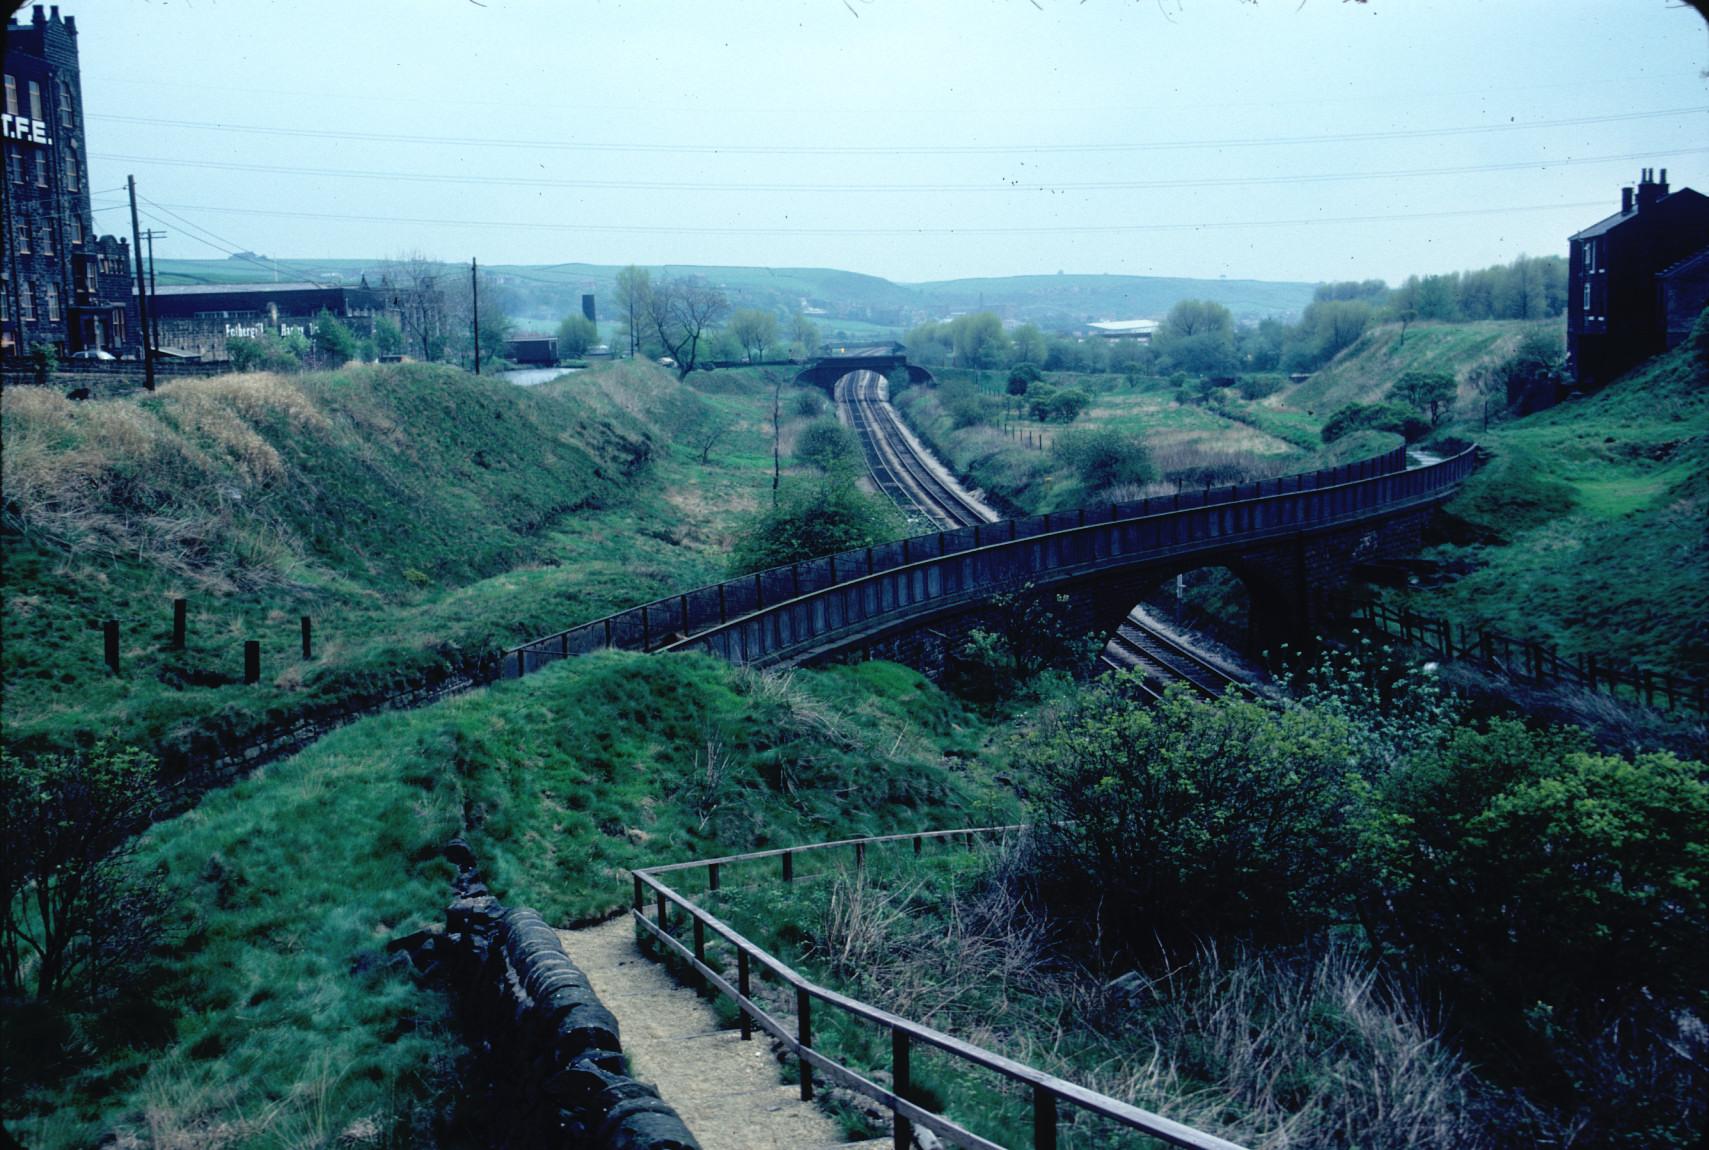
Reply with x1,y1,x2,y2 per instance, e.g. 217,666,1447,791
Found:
503,445,1471,677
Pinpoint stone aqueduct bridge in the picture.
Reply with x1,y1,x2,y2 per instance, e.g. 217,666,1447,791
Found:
504,445,1478,681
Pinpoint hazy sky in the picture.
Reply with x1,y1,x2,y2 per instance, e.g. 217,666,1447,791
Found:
54,0,1709,285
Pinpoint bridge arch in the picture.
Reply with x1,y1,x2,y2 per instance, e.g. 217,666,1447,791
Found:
794,351,933,392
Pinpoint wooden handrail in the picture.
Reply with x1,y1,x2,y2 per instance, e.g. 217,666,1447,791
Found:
630,827,1252,1150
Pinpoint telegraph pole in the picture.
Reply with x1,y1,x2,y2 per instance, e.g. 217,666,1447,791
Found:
127,175,155,391
142,228,166,352
470,257,480,375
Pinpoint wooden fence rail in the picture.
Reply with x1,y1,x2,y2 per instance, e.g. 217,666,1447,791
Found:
630,827,1251,1150
1347,599,1707,716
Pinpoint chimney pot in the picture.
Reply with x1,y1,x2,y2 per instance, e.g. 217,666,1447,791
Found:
32,5,46,24
49,5,59,18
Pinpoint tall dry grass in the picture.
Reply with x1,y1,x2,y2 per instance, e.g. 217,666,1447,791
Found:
1,374,327,589
806,838,1494,1150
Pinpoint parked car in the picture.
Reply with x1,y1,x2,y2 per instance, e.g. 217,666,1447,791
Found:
69,348,117,361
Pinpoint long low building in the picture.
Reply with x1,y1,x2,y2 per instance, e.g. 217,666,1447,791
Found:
150,280,401,361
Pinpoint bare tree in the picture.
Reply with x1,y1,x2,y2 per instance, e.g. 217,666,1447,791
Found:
383,251,449,362
614,264,652,358
647,276,729,379
694,418,729,465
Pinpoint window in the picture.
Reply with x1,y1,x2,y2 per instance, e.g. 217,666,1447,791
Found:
1582,241,1594,270
34,152,48,187
19,283,33,321
6,153,19,183
40,223,52,256
1583,283,1592,311
45,284,59,322
15,222,29,254
82,259,96,295
3,75,16,117
65,152,78,191
28,80,42,121
69,215,82,245
58,81,73,127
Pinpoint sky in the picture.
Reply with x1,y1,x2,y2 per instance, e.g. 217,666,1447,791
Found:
43,0,1709,285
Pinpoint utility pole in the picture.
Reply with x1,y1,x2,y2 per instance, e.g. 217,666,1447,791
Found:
142,228,166,352
470,257,480,375
127,175,155,391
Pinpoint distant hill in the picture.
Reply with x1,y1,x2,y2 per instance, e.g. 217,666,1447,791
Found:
152,257,1317,334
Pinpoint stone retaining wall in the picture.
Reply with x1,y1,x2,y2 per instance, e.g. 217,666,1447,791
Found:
411,840,700,1150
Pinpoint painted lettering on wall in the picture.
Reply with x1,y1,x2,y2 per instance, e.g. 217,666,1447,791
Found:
0,114,50,145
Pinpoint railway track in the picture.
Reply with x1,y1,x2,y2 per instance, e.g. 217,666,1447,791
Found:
837,368,1247,699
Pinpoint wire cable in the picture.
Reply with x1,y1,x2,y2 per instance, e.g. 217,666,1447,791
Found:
91,145,1709,195
132,197,1612,238
86,105,1708,157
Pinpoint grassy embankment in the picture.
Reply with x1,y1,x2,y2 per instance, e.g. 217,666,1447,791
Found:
1,359,839,764
1237,317,1706,676
6,652,1008,1148
4,357,1015,1146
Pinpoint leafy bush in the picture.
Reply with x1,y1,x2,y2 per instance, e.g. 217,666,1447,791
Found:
941,381,999,429
1052,427,1154,493
1026,682,1359,951
1006,362,1042,395
792,389,826,418
1236,373,1286,401
1321,401,1427,443
794,419,861,474
227,333,303,373
728,480,904,574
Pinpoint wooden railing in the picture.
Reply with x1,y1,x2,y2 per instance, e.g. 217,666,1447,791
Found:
630,828,1251,1150
1346,598,1707,716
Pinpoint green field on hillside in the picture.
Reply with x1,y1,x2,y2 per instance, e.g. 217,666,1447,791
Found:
1,360,835,764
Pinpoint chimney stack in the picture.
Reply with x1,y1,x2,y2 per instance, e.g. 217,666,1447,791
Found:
1622,187,1634,214
32,5,46,25
1637,167,1668,211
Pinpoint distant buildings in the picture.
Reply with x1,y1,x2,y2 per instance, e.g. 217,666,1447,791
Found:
1567,169,1709,387
150,281,399,362
1085,319,1160,343
3,5,140,359
505,334,557,365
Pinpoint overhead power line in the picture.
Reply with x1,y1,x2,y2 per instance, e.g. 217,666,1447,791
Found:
131,198,1611,238
91,145,1709,195
86,105,1707,157
138,196,324,286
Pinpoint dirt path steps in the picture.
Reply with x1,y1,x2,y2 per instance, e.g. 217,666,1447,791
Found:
561,915,882,1150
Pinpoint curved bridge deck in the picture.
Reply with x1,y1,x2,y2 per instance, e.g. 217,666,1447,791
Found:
502,445,1475,678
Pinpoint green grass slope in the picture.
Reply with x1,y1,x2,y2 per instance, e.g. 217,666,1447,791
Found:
1408,341,1709,675
1283,319,1542,417
3,651,1007,1149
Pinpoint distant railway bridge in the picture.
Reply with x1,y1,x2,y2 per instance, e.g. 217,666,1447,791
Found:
793,342,935,390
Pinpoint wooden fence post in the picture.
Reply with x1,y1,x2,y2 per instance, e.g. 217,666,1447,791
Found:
104,619,120,675
892,1027,912,1150
172,598,186,650
797,986,814,1101
244,640,260,685
782,850,794,883
1034,1086,1058,1150
738,949,752,1041
301,616,312,660
708,862,720,892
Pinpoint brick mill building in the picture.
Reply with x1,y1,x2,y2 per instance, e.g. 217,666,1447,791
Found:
1568,169,1709,388
3,5,140,359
